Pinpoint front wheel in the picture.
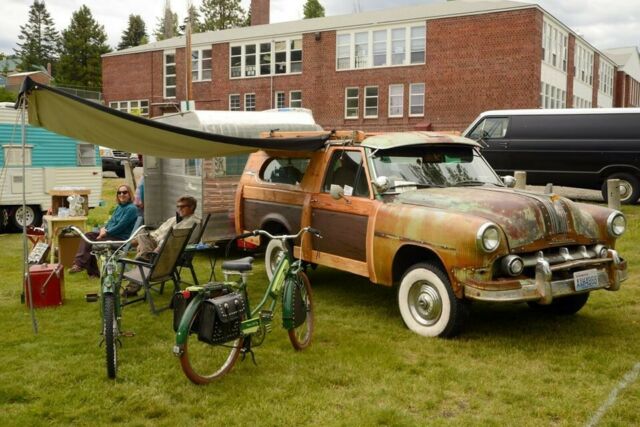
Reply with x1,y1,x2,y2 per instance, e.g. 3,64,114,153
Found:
103,293,118,379
179,305,244,384
265,238,287,281
398,263,467,338
10,205,42,230
286,271,314,350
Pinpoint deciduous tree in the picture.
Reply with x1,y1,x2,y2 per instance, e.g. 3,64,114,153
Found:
303,0,325,19
14,1,60,72
118,15,148,50
56,5,111,90
200,0,248,31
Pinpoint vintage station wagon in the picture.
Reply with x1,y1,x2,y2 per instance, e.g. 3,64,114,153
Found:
236,131,628,337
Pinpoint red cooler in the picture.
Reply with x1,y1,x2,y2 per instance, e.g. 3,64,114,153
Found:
24,264,65,308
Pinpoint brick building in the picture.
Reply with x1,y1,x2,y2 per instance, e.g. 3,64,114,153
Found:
102,0,636,132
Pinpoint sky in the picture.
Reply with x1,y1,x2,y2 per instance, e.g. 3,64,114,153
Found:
1,0,639,56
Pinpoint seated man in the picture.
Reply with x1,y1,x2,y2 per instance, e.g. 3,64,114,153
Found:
135,195,200,261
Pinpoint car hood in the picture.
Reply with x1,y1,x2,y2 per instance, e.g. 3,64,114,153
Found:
395,187,599,250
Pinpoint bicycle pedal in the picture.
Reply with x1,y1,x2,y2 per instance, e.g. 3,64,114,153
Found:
85,293,99,302
241,348,258,366
121,331,135,337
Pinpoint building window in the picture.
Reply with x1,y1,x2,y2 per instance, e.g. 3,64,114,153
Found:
389,84,403,117
245,93,256,111
345,87,359,119
192,48,212,81
336,34,351,70
410,26,426,64
599,61,614,96
185,158,202,176
230,37,303,78
77,144,96,166
290,91,302,108
573,95,592,108
575,43,594,85
164,52,176,98
540,82,566,108
409,83,424,117
275,91,285,109
4,145,32,166
542,19,567,72
109,100,149,116
336,23,425,71
364,86,378,118
229,94,240,111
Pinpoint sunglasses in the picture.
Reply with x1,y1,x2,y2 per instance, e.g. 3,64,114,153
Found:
117,191,129,195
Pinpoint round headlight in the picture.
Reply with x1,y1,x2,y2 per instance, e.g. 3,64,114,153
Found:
477,223,501,252
501,255,524,276
607,212,626,237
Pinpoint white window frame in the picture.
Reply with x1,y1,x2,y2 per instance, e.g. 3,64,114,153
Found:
275,91,285,109
336,23,426,71
3,145,32,166
599,60,614,96
364,86,378,118
245,93,256,111
164,51,176,98
541,19,568,72
289,90,302,108
77,144,96,166
109,100,149,116
230,37,303,79
388,84,404,118
192,48,212,81
575,42,594,86
229,94,241,111
409,83,425,117
345,87,359,119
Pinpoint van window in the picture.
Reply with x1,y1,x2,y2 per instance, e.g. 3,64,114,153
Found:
261,157,310,185
323,150,369,197
468,117,509,139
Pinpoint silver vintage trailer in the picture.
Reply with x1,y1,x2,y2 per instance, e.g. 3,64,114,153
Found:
145,109,322,241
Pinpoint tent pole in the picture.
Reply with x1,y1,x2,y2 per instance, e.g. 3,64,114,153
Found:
20,95,38,334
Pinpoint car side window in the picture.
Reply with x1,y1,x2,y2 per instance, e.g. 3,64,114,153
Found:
469,117,509,139
323,150,370,197
261,157,310,185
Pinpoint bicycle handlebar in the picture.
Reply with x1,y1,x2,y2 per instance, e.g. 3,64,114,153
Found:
61,225,147,246
243,226,322,242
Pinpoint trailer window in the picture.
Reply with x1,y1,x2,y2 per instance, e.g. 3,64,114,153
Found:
468,117,509,139
185,159,202,176
77,144,97,166
3,145,32,166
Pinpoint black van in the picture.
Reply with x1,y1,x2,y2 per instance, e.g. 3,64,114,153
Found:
463,108,640,204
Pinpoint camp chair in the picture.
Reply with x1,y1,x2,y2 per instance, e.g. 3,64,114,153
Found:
118,224,195,314
177,213,214,286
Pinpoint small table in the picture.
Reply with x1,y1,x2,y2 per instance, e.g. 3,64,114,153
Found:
43,215,88,265
180,243,219,286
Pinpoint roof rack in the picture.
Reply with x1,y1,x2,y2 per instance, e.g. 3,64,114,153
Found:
259,129,381,145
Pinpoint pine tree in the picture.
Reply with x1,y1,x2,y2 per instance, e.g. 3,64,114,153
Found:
200,0,248,31
303,0,325,19
185,4,202,33
14,1,60,72
118,15,148,50
155,0,181,41
56,5,111,90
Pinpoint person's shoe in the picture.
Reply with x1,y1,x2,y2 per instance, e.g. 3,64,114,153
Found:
68,265,84,274
122,282,141,297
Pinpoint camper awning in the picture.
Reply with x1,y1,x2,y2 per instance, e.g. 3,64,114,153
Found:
17,77,330,158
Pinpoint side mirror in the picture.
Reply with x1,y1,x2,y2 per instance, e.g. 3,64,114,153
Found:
502,175,516,188
372,176,390,193
329,184,344,200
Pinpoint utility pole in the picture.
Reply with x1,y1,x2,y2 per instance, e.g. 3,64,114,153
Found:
185,1,193,109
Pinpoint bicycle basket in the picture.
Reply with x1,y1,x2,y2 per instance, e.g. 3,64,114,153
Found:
282,277,307,329
197,292,246,345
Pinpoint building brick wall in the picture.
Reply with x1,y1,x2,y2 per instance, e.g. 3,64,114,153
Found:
566,34,576,107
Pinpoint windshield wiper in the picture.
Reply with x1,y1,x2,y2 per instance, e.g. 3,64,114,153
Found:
385,183,441,193
451,180,490,187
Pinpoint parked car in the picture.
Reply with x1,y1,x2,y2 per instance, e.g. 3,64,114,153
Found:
99,146,138,177
236,131,628,337
463,108,640,204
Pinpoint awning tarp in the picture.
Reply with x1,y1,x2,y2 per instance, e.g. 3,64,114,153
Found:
17,77,330,158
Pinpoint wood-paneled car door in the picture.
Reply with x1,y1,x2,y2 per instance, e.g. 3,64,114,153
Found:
307,147,376,278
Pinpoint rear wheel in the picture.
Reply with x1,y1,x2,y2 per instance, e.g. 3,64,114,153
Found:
179,305,243,384
0,208,8,233
103,294,118,379
10,205,42,230
527,292,590,315
286,271,314,350
601,173,640,204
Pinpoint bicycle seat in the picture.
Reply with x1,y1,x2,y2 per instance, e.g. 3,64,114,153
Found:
222,257,254,272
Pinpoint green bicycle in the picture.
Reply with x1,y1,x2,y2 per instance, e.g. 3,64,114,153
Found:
173,226,321,384
63,225,145,379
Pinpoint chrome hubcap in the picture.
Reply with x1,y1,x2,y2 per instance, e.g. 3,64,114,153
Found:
618,180,632,201
408,281,442,326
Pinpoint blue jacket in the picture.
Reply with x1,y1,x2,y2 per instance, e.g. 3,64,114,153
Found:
105,202,138,239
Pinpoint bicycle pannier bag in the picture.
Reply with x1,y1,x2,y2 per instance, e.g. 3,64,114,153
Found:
198,292,245,344
282,277,307,329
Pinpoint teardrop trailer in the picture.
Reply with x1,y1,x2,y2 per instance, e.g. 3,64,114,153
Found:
236,130,628,337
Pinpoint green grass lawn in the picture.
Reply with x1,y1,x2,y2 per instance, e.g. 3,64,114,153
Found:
0,180,638,426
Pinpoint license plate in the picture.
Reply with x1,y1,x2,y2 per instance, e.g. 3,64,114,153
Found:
574,269,600,291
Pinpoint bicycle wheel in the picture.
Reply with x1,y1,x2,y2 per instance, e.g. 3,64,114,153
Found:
286,271,314,350
179,305,244,384
103,293,118,379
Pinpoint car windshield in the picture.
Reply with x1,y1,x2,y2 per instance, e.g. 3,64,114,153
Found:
371,145,502,190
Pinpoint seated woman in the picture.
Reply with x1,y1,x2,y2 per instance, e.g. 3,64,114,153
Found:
69,184,138,277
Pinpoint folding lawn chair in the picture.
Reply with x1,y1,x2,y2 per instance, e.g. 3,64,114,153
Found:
177,213,214,286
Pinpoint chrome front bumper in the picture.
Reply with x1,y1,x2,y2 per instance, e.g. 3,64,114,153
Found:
464,249,627,304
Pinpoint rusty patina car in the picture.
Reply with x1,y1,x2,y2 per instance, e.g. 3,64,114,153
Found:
236,131,628,337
